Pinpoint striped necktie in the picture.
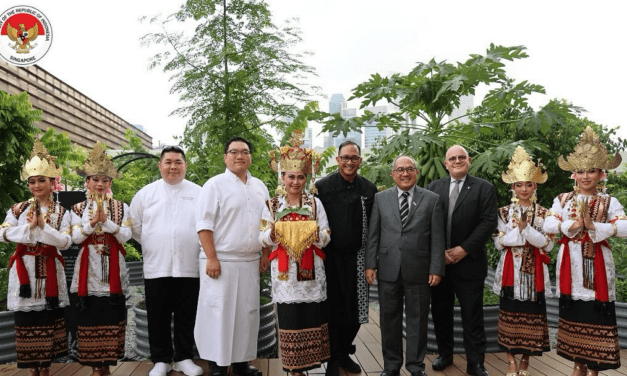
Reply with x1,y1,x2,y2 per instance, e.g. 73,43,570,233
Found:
400,191,410,225
447,179,460,248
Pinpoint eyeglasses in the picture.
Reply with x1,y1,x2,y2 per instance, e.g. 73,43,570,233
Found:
339,155,361,163
226,149,251,156
447,155,468,163
393,167,417,174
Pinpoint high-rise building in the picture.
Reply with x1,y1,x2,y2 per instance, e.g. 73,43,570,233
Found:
326,94,362,149
329,93,347,115
302,127,313,148
447,95,474,124
363,105,394,149
329,108,361,149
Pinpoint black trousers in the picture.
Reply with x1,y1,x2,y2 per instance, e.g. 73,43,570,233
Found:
144,277,200,363
378,272,429,373
325,251,361,360
430,275,486,365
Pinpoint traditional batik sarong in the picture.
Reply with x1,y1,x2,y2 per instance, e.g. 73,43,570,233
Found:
277,301,330,372
557,298,620,371
497,297,550,355
14,309,67,368
76,296,126,366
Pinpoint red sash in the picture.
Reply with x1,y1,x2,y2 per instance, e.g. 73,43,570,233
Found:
269,245,325,280
78,233,126,298
500,246,550,300
558,233,610,302
9,243,65,307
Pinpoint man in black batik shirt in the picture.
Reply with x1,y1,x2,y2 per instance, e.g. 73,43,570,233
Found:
315,140,378,376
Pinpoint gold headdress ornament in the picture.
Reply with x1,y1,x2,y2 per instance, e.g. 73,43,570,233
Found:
558,126,622,171
269,130,321,195
21,139,63,180
501,146,547,184
76,142,122,179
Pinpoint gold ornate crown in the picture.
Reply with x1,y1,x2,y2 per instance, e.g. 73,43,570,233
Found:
558,126,622,171
502,146,547,184
21,140,63,180
270,130,320,175
76,142,122,178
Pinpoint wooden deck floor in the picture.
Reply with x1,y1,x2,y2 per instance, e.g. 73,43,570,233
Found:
1,307,627,375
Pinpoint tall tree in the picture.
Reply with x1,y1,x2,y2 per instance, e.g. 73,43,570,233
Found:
141,0,319,186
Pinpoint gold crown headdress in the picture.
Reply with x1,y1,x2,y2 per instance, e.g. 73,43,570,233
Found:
502,146,547,184
21,140,63,180
269,130,321,195
76,142,122,179
558,126,622,171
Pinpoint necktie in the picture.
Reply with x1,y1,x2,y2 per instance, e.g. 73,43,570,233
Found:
447,180,460,248
400,191,410,226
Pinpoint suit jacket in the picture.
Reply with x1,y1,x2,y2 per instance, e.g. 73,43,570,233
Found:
426,174,498,281
365,186,445,284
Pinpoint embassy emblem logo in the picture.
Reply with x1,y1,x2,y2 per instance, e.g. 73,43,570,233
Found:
0,6,52,66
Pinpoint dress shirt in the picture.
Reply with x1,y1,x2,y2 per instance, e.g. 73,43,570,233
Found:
130,179,202,279
196,168,269,262
396,186,414,209
449,176,466,195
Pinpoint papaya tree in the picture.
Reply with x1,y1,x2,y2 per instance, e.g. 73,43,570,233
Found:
319,44,584,188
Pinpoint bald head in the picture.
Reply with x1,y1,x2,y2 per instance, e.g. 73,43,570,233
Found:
444,145,471,180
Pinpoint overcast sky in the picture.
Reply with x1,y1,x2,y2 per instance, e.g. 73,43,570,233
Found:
14,0,627,147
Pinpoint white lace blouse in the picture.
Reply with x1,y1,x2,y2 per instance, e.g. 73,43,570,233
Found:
543,193,627,301
492,204,553,300
1,204,71,311
70,199,131,296
259,195,331,304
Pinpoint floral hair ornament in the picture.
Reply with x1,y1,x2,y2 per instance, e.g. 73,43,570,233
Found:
269,129,321,196
21,139,63,180
558,126,622,172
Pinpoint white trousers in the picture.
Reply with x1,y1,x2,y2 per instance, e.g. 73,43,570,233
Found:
194,259,260,366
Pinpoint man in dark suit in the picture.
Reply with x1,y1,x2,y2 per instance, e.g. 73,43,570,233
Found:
365,155,445,376
426,145,498,376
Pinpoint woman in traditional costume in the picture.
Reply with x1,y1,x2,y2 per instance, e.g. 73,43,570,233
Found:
544,127,625,376
70,142,131,376
492,146,552,376
259,131,331,376
0,140,71,376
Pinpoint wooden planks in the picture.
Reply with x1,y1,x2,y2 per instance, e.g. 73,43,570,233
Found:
2,307,627,375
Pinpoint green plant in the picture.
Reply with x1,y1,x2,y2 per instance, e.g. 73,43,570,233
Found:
0,242,14,311
0,90,41,213
124,241,143,262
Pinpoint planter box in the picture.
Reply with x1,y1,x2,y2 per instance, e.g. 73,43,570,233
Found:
126,261,144,287
133,302,277,359
0,311,16,363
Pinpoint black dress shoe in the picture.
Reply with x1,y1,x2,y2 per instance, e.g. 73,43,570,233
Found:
232,362,262,376
325,360,340,376
431,355,452,371
466,363,489,376
339,355,361,373
380,370,400,376
410,371,427,376
210,365,228,376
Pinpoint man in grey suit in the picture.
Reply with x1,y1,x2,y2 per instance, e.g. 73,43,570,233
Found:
365,155,445,376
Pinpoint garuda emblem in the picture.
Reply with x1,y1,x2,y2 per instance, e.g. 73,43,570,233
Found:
6,22,39,53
